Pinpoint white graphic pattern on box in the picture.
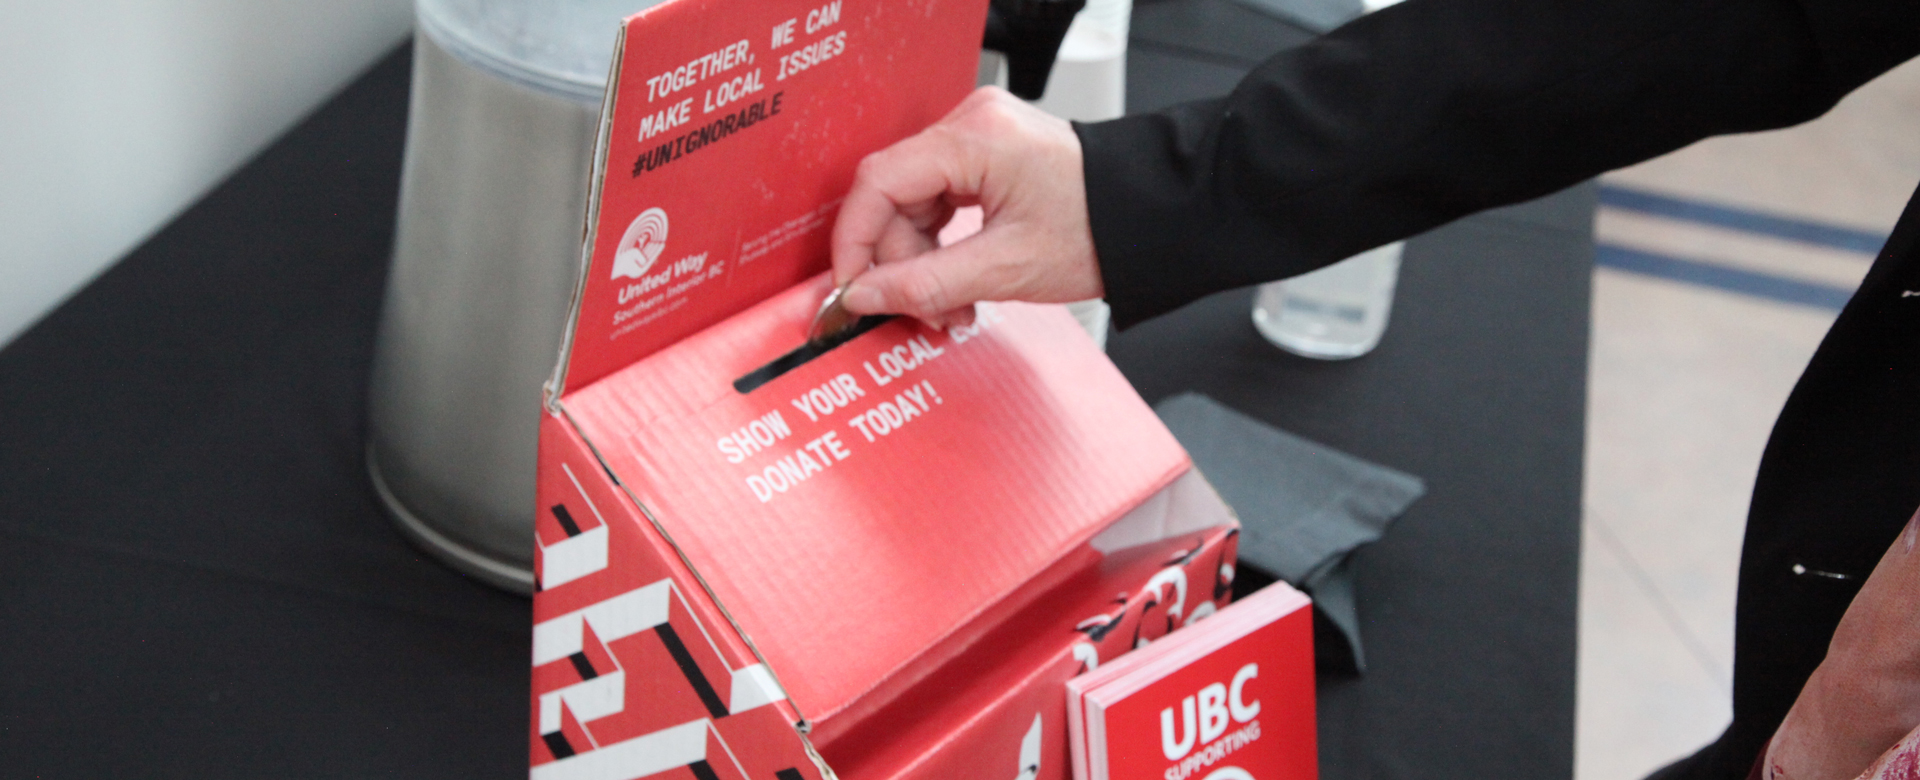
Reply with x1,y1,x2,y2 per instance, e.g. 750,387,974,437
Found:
531,576,787,778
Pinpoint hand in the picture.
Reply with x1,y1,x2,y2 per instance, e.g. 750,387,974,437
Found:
830,86,1102,328
1764,510,1920,780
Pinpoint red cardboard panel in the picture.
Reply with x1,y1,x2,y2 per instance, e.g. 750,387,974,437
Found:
532,407,1235,780
559,0,986,392
820,529,1240,780
560,278,1191,724
530,414,815,777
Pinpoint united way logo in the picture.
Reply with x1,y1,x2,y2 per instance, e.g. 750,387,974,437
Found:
611,207,669,280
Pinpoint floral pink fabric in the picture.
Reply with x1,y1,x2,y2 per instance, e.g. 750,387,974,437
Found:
1855,726,1920,780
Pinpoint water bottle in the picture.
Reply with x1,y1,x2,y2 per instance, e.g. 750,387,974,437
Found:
1250,0,1405,360
1252,242,1404,359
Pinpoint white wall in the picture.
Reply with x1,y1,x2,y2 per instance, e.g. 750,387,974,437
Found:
0,0,414,347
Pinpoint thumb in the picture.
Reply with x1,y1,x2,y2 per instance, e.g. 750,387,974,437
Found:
839,228,1024,324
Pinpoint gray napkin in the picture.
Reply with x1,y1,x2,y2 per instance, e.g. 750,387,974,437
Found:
1226,0,1364,34
1154,392,1425,673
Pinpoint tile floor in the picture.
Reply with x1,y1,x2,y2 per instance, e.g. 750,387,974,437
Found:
1574,57,1920,780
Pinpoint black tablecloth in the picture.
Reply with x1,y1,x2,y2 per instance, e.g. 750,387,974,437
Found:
0,4,1590,776
1115,3,1592,778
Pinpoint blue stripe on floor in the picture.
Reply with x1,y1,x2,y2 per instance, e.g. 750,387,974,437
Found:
1595,244,1856,312
1598,184,1890,255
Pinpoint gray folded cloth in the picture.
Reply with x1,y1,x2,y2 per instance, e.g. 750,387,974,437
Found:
1226,0,1364,33
1154,392,1425,674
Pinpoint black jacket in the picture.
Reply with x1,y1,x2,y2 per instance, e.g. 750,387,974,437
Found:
1076,0,1920,775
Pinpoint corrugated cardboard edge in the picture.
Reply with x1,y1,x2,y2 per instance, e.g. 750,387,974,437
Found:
543,24,623,412
1088,465,1243,556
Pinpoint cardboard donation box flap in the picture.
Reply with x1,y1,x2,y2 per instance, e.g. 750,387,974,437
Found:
526,1,1291,779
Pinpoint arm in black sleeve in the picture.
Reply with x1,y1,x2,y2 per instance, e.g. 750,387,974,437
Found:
1080,0,1920,327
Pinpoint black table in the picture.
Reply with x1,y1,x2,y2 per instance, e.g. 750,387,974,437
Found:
1114,2,1592,778
0,4,1590,777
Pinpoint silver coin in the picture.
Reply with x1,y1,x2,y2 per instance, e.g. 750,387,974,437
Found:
807,283,860,347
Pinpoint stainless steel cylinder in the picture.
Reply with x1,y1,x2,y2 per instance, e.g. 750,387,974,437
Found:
368,4,625,593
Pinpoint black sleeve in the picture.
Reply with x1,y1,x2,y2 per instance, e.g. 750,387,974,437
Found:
1079,0,1920,327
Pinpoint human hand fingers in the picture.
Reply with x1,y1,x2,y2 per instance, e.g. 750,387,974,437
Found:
831,114,973,287
839,208,1089,327
830,86,1100,320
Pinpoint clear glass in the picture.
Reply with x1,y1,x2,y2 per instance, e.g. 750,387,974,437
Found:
1252,241,1403,359
1033,0,1129,122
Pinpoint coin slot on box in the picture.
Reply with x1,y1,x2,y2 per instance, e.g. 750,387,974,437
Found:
734,315,893,394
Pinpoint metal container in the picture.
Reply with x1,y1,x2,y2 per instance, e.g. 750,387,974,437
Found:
368,0,656,592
